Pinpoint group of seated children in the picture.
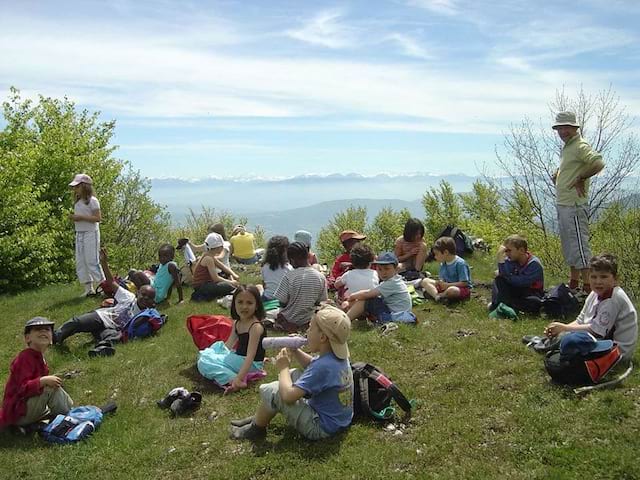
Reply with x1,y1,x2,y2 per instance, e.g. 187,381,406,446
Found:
2,216,638,443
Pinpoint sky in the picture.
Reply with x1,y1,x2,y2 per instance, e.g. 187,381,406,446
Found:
1,0,639,179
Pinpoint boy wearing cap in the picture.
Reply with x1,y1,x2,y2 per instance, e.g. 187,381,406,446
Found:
346,252,412,322
294,230,321,270
552,111,605,294
231,305,353,441
544,254,637,362
0,317,73,429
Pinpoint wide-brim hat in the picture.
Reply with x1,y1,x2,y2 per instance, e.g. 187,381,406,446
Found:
314,305,350,360
339,230,366,243
552,111,580,129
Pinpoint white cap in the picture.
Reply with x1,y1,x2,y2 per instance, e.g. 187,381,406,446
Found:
204,232,224,250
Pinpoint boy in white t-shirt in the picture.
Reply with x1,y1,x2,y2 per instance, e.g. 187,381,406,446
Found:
544,254,638,362
335,243,378,309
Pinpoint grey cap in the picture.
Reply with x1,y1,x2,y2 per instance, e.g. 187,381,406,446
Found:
24,316,55,334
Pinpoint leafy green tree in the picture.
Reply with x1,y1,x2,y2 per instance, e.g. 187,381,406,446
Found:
316,207,367,263
422,180,463,238
365,207,412,254
0,87,169,292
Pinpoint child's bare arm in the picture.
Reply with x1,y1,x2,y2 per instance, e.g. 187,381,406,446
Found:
168,263,184,303
231,324,265,390
291,348,313,368
99,248,119,292
275,349,306,404
348,288,380,302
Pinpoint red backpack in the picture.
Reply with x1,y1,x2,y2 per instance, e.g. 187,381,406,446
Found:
186,315,233,350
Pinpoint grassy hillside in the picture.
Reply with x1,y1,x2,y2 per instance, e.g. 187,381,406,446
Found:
1,253,639,480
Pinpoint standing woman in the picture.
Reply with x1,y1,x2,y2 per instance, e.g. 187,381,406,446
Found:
69,173,104,296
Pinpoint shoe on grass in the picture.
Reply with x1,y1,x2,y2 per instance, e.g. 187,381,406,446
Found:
230,422,266,441
230,416,255,427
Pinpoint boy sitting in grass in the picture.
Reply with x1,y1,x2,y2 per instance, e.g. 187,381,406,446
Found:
54,248,156,355
230,305,353,441
420,237,472,303
544,254,638,363
346,252,412,322
489,235,544,314
0,317,73,430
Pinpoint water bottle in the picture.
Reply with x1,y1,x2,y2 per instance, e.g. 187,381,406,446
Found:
262,336,308,350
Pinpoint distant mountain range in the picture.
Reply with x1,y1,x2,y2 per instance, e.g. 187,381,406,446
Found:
245,198,424,239
150,172,480,223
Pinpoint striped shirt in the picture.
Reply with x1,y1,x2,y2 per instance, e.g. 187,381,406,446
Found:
275,267,328,326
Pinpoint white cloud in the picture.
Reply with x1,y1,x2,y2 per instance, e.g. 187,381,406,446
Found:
285,9,357,49
385,33,433,60
406,0,459,16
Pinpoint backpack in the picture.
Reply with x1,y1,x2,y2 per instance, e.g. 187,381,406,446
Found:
427,225,474,261
544,345,622,385
352,362,412,421
121,308,166,342
186,314,233,350
41,406,103,444
541,284,580,319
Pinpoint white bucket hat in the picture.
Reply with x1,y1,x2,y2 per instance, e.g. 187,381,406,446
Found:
552,111,580,129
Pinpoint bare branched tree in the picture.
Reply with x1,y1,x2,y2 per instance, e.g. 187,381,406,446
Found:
492,86,639,232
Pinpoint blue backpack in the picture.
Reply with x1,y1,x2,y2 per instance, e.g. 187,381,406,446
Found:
41,406,103,444
122,308,166,341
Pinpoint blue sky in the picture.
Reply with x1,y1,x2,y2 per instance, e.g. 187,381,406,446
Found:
1,0,639,178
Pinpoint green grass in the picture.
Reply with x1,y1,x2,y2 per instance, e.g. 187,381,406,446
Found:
1,254,640,480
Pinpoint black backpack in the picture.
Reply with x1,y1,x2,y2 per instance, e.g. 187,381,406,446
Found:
352,362,412,421
427,225,474,261
541,284,580,319
544,345,621,386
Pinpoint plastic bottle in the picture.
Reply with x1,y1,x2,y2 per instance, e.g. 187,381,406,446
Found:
262,336,308,350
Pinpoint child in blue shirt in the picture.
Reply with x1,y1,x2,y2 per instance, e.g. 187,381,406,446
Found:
490,234,544,313
420,237,472,302
346,252,412,322
230,305,353,441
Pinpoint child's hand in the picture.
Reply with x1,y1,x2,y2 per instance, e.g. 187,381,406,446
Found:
228,377,247,393
40,375,62,389
275,348,291,370
544,322,565,337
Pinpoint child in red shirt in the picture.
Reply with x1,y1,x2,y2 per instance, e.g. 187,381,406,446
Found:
327,230,367,294
0,317,73,429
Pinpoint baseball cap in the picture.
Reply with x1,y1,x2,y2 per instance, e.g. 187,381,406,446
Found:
204,232,224,250
69,173,93,186
294,230,312,248
339,230,366,243
559,331,613,360
24,316,55,334
372,252,398,265
314,305,350,360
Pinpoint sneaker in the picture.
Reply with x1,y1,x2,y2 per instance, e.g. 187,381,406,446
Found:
157,387,189,409
170,391,202,416
230,416,255,427
230,422,267,441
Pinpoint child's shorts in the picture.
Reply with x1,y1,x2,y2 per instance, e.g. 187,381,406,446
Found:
364,297,390,318
436,284,471,300
259,369,330,441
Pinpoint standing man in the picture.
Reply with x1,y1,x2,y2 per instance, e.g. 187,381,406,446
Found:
552,111,605,294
